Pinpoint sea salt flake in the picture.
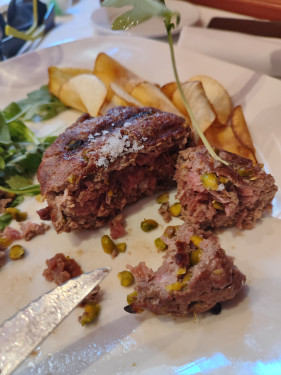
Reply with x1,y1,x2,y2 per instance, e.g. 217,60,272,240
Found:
96,129,144,168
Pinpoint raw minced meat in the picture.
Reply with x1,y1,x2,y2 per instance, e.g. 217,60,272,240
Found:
126,223,246,316
175,146,277,230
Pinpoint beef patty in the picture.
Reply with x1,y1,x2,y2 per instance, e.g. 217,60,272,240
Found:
37,106,192,233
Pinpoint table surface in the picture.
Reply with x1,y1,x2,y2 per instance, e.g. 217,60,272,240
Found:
38,0,256,50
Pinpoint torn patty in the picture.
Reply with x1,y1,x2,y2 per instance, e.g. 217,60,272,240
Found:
126,223,246,316
175,146,277,230
37,106,191,233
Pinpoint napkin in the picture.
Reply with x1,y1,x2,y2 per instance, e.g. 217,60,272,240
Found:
177,26,281,78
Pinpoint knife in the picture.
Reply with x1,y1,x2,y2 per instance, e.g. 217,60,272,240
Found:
0,267,110,375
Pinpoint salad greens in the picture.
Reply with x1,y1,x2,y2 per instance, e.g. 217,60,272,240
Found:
0,85,66,229
102,0,228,165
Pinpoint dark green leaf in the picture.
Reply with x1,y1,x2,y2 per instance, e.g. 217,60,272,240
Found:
9,119,39,144
3,102,25,122
0,212,12,231
0,184,41,196
0,156,5,170
5,175,33,189
18,85,67,122
9,195,24,207
0,113,11,144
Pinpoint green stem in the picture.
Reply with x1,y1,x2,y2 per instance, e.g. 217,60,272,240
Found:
0,184,41,195
166,23,228,166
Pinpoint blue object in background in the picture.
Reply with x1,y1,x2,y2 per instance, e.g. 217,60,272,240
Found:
0,0,55,60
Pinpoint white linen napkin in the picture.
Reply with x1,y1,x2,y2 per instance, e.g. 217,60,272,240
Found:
177,26,281,78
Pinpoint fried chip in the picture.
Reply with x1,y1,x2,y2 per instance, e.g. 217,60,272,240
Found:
48,66,92,97
93,53,143,94
231,105,256,157
161,82,178,100
172,81,216,132
189,75,232,125
59,74,107,117
131,82,184,117
110,83,142,107
204,124,257,163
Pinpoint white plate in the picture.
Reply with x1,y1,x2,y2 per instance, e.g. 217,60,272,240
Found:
1,36,281,375
91,1,200,38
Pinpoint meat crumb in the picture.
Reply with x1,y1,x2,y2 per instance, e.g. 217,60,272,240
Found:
20,222,50,241
109,214,126,239
158,202,172,223
42,253,82,285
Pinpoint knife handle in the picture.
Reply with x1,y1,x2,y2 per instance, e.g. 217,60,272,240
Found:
208,17,281,38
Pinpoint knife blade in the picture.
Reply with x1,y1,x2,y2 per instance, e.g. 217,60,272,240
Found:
0,267,110,375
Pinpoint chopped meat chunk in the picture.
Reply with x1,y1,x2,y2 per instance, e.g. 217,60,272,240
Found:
158,202,172,223
126,223,246,316
20,221,50,241
109,213,126,239
175,146,278,230
42,253,82,285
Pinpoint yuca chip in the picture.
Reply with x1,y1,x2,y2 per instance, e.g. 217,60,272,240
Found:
59,74,107,116
93,53,143,94
48,66,92,97
110,83,142,107
161,82,178,100
59,81,87,114
99,94,129,116
231,105,256,157
131,82,184,117
204,124,257,163
189,75,232,125
172,81,216,132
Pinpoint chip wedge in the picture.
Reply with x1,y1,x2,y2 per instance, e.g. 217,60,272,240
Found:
172,81,216,133
161,81,178,100
189,75,232,126
93,52,143,94
204,124,257,163
231,105,257,159
48,66,93,97
59,74,107,117
131,82,184,117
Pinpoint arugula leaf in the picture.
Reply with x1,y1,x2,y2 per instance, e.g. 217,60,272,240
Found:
0,113,11,144
2,102,26,123
5,175,33,189
17,85,67,122
0,85,64,201
102,0,228,165
9,195,24,207
9,119,39,144
0,184,41,196
0,212,12,231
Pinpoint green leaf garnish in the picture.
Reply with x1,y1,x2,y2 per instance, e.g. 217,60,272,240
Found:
0,184,41,196
102,0,228,165
0,85,66,202
102,0,178,30
0,212,13,231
